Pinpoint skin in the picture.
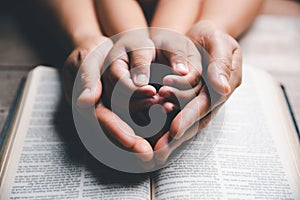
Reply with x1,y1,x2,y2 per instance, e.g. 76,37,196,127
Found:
154,0,264,164
95,0,207,164
44,0,155,162
43,0,264,166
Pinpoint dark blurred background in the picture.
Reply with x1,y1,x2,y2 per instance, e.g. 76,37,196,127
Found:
0,0,66,68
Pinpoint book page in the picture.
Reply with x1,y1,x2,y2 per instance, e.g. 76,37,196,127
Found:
0,67,150,200
153,66,300,199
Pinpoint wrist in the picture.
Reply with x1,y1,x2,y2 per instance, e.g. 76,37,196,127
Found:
114,28,150,42
70,30,105,48
73,35,109,51
193,20,228,35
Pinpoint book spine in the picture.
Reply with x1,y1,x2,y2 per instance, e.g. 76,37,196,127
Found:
281,84,300,140
0,78,26,151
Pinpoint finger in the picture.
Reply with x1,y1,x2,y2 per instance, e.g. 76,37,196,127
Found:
162,102,177,113
103,59,157,109
95,103,154,162
169,87,211,139
228,47,243,89
129,95,160,113
158,83,202,106
154,111,215,164
130,48,155,86
76,40,113,108
106,86,158,112
162,49,202,90
154,132,177,165
107,58,136,91
162,50,189,75
163,74,201,90
206,40,240,95
133,85,157,98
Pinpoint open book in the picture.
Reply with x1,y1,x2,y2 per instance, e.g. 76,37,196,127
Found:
0,66,299,199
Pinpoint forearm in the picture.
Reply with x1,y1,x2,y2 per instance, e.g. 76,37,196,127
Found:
199,0,264,38
43,0,103,49
95,0,148,36
151,0,203,34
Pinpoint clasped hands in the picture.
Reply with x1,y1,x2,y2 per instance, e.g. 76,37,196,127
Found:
63,24,242,168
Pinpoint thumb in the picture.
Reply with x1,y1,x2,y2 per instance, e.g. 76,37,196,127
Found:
206,58,232,95
76,50,104,108
130,49,154,87
76,40,113,108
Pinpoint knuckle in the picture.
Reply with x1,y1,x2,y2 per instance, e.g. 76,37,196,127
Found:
131,49,154,66
212,59,233,77
132,55,151,67
171,50,186,59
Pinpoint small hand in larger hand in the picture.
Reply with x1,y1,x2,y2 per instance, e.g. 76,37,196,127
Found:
62,35,155,166
153,22,242,164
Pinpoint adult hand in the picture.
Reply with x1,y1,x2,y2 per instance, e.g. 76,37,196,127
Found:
62,36,154,164
62,36,112,107
150,28,203,112
154,21,242,164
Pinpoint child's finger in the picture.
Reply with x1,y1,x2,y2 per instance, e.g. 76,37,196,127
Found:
164,48,202,90
158,83,202,106
163,73,201,90
155,34,202,90
129,95,160,113
133,85,157,98
129,48,155,86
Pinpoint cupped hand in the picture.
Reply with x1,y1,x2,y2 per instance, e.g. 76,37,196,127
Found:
102,29,160,127
62,36,112,107
150,28,203,112
62,36,155,164
153,21,242,164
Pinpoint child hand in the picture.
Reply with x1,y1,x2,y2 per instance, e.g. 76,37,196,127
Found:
102,29,162,133
150,28,203,113
153,22,242,164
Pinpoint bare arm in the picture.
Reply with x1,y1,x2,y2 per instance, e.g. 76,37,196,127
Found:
95,0,148,36
151,0,203,34
154,0,264,162
43,0,103,50
199,0,264,38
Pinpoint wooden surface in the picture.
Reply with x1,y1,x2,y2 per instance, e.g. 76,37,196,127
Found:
0,3,300,134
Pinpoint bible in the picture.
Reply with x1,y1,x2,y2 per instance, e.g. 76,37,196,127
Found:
0,66,299,199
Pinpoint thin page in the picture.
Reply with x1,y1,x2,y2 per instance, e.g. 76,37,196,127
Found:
153,66,300,199
0,66,150,200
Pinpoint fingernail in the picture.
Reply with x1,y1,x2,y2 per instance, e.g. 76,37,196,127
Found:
219,75,231,94
175,63,188,74
135,74,148,86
